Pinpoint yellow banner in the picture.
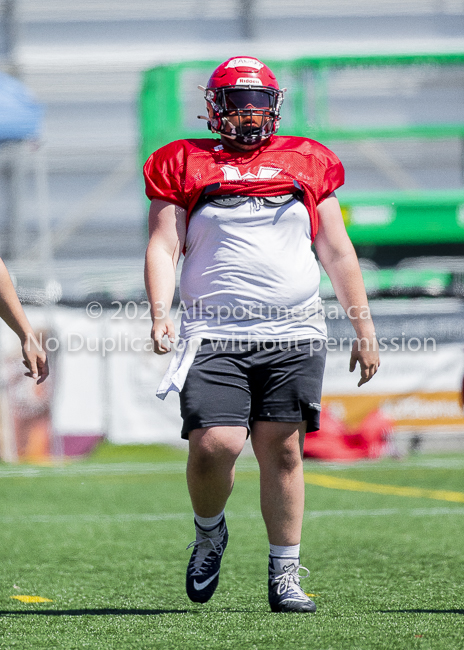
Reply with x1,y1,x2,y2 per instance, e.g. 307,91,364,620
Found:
322,391,464,430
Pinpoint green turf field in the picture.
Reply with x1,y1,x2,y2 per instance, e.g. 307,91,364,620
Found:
1,444,463,649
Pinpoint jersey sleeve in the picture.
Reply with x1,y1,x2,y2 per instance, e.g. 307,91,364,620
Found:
317,149,345,204
143,141,189,209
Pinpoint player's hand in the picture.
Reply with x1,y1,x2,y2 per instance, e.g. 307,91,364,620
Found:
21,341,49,384
349,336,380,387
151,318,176,355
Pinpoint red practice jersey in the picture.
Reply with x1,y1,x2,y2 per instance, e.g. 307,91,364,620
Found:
143,135,344,240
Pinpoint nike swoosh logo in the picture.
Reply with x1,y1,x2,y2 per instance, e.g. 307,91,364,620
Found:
193,571,220,590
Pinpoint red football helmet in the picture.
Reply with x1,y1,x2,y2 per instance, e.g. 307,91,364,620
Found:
202,56,284,145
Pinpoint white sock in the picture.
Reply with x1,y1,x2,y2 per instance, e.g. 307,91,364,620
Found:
269,543,300,559
194,510,224,531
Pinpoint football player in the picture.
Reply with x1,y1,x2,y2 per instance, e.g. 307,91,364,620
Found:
144,57,379,612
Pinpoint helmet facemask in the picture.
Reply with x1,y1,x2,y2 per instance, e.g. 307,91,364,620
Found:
205,85,284,145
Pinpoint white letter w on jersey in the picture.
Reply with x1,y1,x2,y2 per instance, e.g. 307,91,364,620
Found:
220,165,282,181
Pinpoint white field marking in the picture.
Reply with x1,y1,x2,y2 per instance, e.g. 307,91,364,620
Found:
0,513,191,524
0,462,188,478
0,507,463,524
0,457,463,480
0,460,260,479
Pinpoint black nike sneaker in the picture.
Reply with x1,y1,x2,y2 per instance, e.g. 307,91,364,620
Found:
268,556,317,613
185,517,229,603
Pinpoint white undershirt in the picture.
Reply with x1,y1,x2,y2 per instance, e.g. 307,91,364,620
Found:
179,197,327,341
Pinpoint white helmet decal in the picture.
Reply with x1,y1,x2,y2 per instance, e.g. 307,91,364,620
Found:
225,58,264,70
236,77,263,85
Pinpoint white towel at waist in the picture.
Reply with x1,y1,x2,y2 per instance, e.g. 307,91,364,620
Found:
156,337,203,400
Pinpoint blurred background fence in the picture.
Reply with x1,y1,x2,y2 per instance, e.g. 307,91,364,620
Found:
0,0,464,461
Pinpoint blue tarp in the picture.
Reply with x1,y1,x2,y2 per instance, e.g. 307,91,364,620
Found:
0,72,42,141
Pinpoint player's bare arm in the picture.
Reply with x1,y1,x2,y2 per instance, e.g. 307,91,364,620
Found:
144,199,187,354
314,192,380,386
0,258,49,383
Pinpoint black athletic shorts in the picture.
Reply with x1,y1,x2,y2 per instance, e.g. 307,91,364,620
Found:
179,339,326,439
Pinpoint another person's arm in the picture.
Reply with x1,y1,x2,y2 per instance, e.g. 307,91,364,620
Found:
0,258,49,383
144,199,187,355
314,192,380,386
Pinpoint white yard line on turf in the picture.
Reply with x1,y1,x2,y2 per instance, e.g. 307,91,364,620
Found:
0,462,190,478
1,507,463,524
0,457,464,479
0,461,261,478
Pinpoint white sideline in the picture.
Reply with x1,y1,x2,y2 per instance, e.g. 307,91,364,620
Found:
0,507,463,524
0,462,190,478
1,457,464,479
